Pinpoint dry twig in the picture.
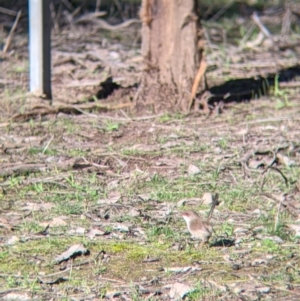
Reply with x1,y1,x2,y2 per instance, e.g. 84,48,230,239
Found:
251,12,273,42
0,6,17,16
3,10,22,54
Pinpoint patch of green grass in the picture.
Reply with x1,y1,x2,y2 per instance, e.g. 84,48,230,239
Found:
55,201,84,215
28,147,57,156
8,175,22,188
18,220,45,233
139,173,219,203
158,112,184,123
260,238,280,253
121,148,162,157
54,118,79,134
270,74,292,109
147,225,178,241
186,282,217,301
11,62,28,73
222,187,251,211
217,137,228,150
28,118,36,129
221,222,235,237
104,119,120,132
69,149,88,156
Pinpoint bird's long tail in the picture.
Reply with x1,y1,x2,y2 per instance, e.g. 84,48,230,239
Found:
207,193,219,221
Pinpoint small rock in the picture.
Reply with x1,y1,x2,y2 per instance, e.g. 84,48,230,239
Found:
251,258,267,266
232,264,240,270
109,51,120,60
256,235,284,244
75,227,85,234
237,128,248,135
202,192,213,205
3,293,31,301
232,286,244,294
68,227,85,235
165,266,192,273
188,164,201,176
114,224,129,232
86,228,105,239
256,286,270,294
6,235,19,245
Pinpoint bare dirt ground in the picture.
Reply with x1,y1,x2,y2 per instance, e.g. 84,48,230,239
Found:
1,3,300,301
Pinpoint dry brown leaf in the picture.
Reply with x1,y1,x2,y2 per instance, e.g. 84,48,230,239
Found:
3,292,31,301
248,159,264,169
276,153,295,167
86,228,106,239
287,224,300,237
21,202,54,211
40,216,68,228
0,217,12,231
98,192,121,204
68,227,85,235
256,286,270,293
169,282,194,299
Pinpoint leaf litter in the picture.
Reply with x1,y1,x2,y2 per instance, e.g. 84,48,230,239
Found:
1,3,300,301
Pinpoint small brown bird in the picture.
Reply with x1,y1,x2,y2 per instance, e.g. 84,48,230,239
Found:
181,194,218,247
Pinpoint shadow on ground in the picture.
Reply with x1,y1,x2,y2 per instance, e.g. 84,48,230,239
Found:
206,65,300,105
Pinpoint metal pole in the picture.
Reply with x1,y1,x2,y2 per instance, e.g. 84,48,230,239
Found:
29,0,52,100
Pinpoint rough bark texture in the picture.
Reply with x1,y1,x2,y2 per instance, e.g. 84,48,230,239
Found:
138,0,204,111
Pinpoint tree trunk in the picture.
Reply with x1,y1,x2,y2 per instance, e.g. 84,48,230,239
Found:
138,0,205,112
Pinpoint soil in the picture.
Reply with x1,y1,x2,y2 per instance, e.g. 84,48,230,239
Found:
1,3,300,300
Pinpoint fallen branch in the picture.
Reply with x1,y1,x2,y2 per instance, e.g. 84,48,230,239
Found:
75,11,107,24
87,18,140,30
0,159,92,177
251,12,273,42
11,102,132,122
0,6,17,16
3,10,22,54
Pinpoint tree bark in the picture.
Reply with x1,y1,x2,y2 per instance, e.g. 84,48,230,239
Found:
138,0,205,112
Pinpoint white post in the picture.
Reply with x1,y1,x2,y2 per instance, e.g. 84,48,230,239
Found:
29,0,52,99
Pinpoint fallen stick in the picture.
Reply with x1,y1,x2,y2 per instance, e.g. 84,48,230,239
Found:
0,160,81,177
251,12,273,42
85,18,140,30
75,11,107,24
3,10,22,54
11,102,132,122
0,6,17,16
